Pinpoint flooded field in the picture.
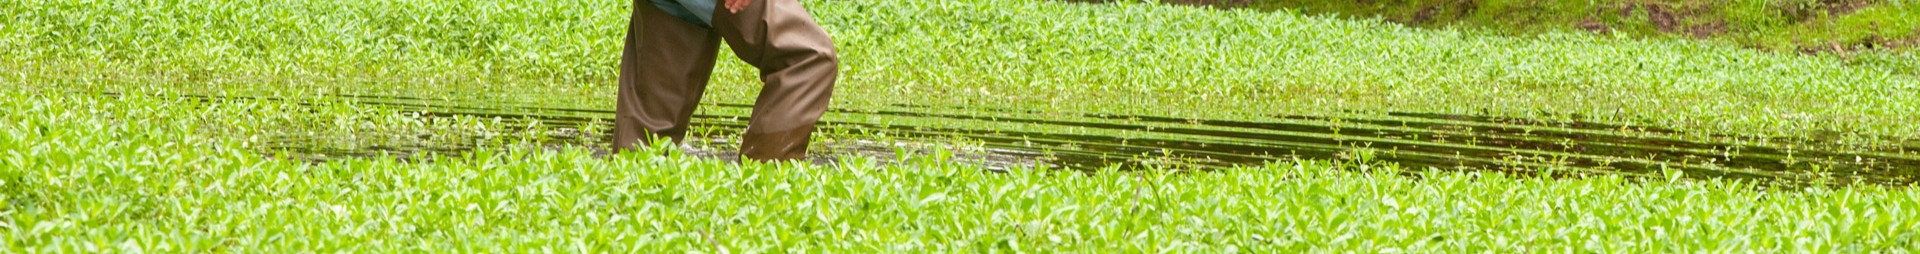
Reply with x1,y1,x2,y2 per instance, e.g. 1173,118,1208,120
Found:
231,94,1920,186
16,0,1920,250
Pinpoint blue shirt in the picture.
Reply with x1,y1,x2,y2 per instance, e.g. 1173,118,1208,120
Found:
652,0,718,28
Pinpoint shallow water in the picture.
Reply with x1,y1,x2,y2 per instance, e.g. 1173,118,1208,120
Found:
184,94,1919,186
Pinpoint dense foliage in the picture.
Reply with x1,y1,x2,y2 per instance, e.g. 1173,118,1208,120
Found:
2,0,1917,251
4,0,1916,138
1145,0,1920,54
3,93,1917,251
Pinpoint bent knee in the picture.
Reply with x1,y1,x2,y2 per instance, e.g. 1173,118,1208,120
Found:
762,46,838,71
794,45,837,66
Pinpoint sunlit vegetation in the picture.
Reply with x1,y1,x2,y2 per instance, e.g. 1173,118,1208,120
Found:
1140,0,1920,54
3,0,1917,251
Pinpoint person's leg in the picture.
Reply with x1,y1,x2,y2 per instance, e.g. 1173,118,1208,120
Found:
614,0,725,153
711,0,839,161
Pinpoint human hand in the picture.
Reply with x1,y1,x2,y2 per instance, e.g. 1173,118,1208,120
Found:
725,0,751,13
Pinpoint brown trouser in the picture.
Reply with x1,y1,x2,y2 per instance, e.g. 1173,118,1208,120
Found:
615,0,838,161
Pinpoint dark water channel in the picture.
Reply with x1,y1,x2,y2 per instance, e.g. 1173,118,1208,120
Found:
195,94,1920,186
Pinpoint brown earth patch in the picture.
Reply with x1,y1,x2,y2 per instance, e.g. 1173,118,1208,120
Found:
1451,0,1481,21
1687,20,1728,39
1588,3,1729,39
1577,17,1611,34
1643,4,1679,31
1411,5,1441,24
1790,22,1920,56
1798,34,1920,56
1778,0,1876,22
1398,1,1485,26
1825,0,1873,15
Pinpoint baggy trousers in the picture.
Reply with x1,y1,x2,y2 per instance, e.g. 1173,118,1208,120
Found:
615,0,838,161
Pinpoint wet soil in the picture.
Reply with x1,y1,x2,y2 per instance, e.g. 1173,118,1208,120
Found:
275,137,1045,172
203,94,1920,186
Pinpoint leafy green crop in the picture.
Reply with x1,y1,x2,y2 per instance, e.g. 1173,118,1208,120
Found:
1195,0,1920,55
5,0,1917,140
3,92,1918,252
3,0,1919,251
